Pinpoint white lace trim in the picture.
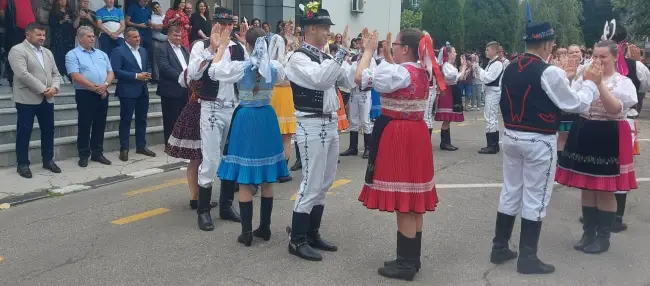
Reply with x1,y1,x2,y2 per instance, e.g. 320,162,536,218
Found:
168,135,201,149
367,177,436,193
382,97,428,113
222,152,286,167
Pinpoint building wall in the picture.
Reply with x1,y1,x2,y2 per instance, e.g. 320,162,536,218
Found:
321,0,401,38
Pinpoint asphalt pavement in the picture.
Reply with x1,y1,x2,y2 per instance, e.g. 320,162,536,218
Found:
1,111,649,286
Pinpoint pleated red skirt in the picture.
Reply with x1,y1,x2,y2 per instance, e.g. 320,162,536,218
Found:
358,120,438,213
434,88,464,122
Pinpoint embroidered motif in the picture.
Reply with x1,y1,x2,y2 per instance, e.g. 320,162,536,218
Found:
222,152,286,167
506,85,532,123
208,103,218,130
538,113,556,123
562,151,619,165
319,119,327,146
294,121,310,211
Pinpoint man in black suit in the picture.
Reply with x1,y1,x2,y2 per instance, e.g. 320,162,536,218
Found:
155,25,189,144
111,27,156,161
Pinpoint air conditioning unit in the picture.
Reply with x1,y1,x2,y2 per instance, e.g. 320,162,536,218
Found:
351,0,365,13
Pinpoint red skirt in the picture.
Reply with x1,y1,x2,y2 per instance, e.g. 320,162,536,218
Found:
434,87,464,122
556,119,636,192
165,100,202,160
358,119,438,213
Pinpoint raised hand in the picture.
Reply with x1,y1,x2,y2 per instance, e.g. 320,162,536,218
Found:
629,44,642,61
219,26,233,48
383,32,393,64
363,29,379,53
341,25,350,49
210,24,221,51
584,60,603,85
235,22,248,44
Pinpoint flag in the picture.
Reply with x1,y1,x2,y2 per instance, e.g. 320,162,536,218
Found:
526,0,533,23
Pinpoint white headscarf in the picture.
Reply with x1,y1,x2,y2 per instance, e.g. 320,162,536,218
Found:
268,34,286,64
250,37,273,83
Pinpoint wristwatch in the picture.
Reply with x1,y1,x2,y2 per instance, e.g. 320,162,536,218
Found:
104,82,109,87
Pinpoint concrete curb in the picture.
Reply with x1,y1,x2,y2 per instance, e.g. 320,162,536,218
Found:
0,161,187,207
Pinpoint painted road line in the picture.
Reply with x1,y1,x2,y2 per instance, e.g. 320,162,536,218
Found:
111,208,170,225
125,178,187,196
0,256,4,262
291,179,351,200
50,184,91,195
457,123,470,127
437,178,650,189
431,129,441,134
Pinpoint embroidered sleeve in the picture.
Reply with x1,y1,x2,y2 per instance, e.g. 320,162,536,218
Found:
333,47,349,65
372,62,412,93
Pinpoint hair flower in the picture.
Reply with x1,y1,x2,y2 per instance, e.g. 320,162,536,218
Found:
306,11,314,19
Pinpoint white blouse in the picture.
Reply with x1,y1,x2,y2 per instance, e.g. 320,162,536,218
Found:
442,62,460,85
572,72,638,120
359,61,419,93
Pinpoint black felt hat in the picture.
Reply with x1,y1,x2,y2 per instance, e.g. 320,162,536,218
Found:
300,2,335,26
523,21,556,42
213,7,234,23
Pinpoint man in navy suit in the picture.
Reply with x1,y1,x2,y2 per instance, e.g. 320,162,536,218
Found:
111,27,156,161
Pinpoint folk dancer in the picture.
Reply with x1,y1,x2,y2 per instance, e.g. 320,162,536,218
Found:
576,22,650,233
433,42,468,151
340,33,377,159
472,41,505,154
490,21,600,274
285,2,353,261
556,39,638,255
186,7,246,231
209,27,289,246
269,33,297,183
557,45,584,159
356,28,443,281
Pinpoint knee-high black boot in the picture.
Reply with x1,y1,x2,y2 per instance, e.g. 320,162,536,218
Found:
440,129,459,151
384,231,422,271
362,133,371,159
583,210,614,254
574,206,598,251
517,219,555,274
253,197,273,241
428,128,433,135
340,131,359,156
478,132,500,154
490,212,518,264
613,193,628,232
197,185,214,231
237,201,253,246
378,232,418,281
290,142,302,171
307,205,337,251
219,180,241,222
288,211,322,261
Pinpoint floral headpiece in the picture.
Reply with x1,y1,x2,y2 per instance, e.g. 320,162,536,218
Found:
299,1,321,19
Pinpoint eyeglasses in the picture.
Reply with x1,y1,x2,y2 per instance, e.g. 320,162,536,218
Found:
392,42,404,46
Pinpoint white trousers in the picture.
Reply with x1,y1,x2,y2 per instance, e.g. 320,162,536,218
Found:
424,86,437,129
484,87,501,133
198,100,235,188
349,91,373,134
498,129,557,221
293,117,339,214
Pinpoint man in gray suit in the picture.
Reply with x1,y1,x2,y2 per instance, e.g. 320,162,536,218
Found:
8,22,61,178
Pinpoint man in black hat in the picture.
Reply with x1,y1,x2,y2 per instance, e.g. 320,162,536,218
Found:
285,1,353,261
489,21,602,274
185,7,248,231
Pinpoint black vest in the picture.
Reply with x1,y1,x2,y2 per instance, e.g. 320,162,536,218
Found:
486,58,504,87
290,48,328,113
500,53,561,134
198,40,245,101
624,58,642,95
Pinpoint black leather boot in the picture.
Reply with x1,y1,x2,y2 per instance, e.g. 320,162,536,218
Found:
307,205,337,251
490,212,518,264
440,129,459,151
613,193,628,233
516,219,555,274
428,128,433,135
384,231,421,271
197,185,214,231
378,232,418,281
219,180,241,222
574,206,598,251
583,210,614,254
278,160,293,183
253,197,273,241
290,142,302,171
362,134,371,159
340,131,359,156
288,212,322,261
478,132,500,154
237,201,254,246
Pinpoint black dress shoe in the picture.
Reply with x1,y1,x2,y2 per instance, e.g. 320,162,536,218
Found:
17,164,32,179
119,150,129,162
91,155,112,165
290,159,302,171
278,176,293,183
43,161,61,173
136,148,157,157
78,158,89,168
238,231,253,247
198,212,214,231
189,200,217,210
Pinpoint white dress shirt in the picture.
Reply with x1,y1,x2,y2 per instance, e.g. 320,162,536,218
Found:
27,42,45,69
285,43,354,116
169,40,188,70
442,62,461,85
151,13,167,42
186,40,249,102
128,43,142,69
474,57,504,88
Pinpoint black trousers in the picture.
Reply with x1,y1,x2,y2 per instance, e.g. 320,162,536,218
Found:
160,96,189,145
76,89,109,158
5,28,25,85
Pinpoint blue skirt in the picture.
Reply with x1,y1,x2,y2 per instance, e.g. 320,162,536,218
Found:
370,89,382,119
217,105,289,184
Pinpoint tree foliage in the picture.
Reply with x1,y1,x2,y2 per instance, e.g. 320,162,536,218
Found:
582,0,620,47
401,9,423,30
524,0,584,47
463,0,520,54
420,0,464,50
611,0,650,38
